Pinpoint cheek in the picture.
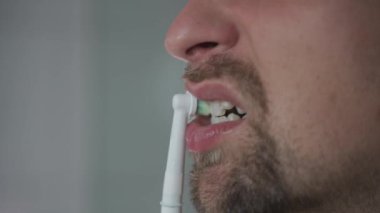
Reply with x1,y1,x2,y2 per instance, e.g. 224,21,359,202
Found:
243,0,376,155
239,0,380,192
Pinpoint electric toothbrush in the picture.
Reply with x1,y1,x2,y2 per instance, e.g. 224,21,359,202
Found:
160,92,210,213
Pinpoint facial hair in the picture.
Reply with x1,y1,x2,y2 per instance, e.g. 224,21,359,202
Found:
183,55,290,213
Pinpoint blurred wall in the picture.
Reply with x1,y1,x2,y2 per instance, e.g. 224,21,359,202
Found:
96,0,193,212
0,0,192,212
0,0,101,213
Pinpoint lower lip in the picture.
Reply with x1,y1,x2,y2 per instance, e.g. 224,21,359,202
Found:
185,118,243,152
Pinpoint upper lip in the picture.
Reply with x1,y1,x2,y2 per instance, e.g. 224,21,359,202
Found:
184,79,245,110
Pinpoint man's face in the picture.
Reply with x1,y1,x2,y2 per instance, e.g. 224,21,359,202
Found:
165,0,380,212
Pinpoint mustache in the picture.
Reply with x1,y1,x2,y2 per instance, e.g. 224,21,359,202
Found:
183,54,268,114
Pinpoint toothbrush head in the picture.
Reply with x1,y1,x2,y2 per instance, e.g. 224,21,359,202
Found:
173,92,211,119
172,92,198,118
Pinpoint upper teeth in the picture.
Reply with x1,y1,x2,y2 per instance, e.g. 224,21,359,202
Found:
236,107,245,115
202,100,247,124
211,101,233,117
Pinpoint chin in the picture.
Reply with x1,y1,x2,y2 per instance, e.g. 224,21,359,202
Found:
189,125,289,213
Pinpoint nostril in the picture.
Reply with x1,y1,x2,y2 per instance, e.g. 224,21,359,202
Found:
186,41,218,57
198,41,218,49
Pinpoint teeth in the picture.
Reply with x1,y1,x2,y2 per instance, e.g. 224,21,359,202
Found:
227,113,240,121
211,116,229,124
221,101,233,109
199,100,247,124
236,107,245,115
210,102,227,117
209,101,235,117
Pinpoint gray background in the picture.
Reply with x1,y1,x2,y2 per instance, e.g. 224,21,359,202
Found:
0,0,194,212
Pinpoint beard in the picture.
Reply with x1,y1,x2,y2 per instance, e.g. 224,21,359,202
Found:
183,55,290,213
183,54,380,213
189,123,288,213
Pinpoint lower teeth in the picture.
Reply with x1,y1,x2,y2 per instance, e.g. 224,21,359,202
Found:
211,116,228,124
211,113,242,124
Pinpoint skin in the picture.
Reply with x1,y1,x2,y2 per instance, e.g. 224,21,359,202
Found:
165,0,380,212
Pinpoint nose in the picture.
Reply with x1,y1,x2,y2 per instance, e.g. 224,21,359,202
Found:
164,1,239,63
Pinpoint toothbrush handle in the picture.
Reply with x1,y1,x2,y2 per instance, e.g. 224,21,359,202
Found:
161,109,187,213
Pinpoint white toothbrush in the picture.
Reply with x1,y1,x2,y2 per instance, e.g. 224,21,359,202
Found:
160,92,210,213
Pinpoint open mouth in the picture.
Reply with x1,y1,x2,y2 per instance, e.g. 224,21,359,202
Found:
197,100,247,124
185,82,247,152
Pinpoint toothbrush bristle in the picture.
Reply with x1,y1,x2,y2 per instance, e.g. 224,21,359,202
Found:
197,100,211,116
